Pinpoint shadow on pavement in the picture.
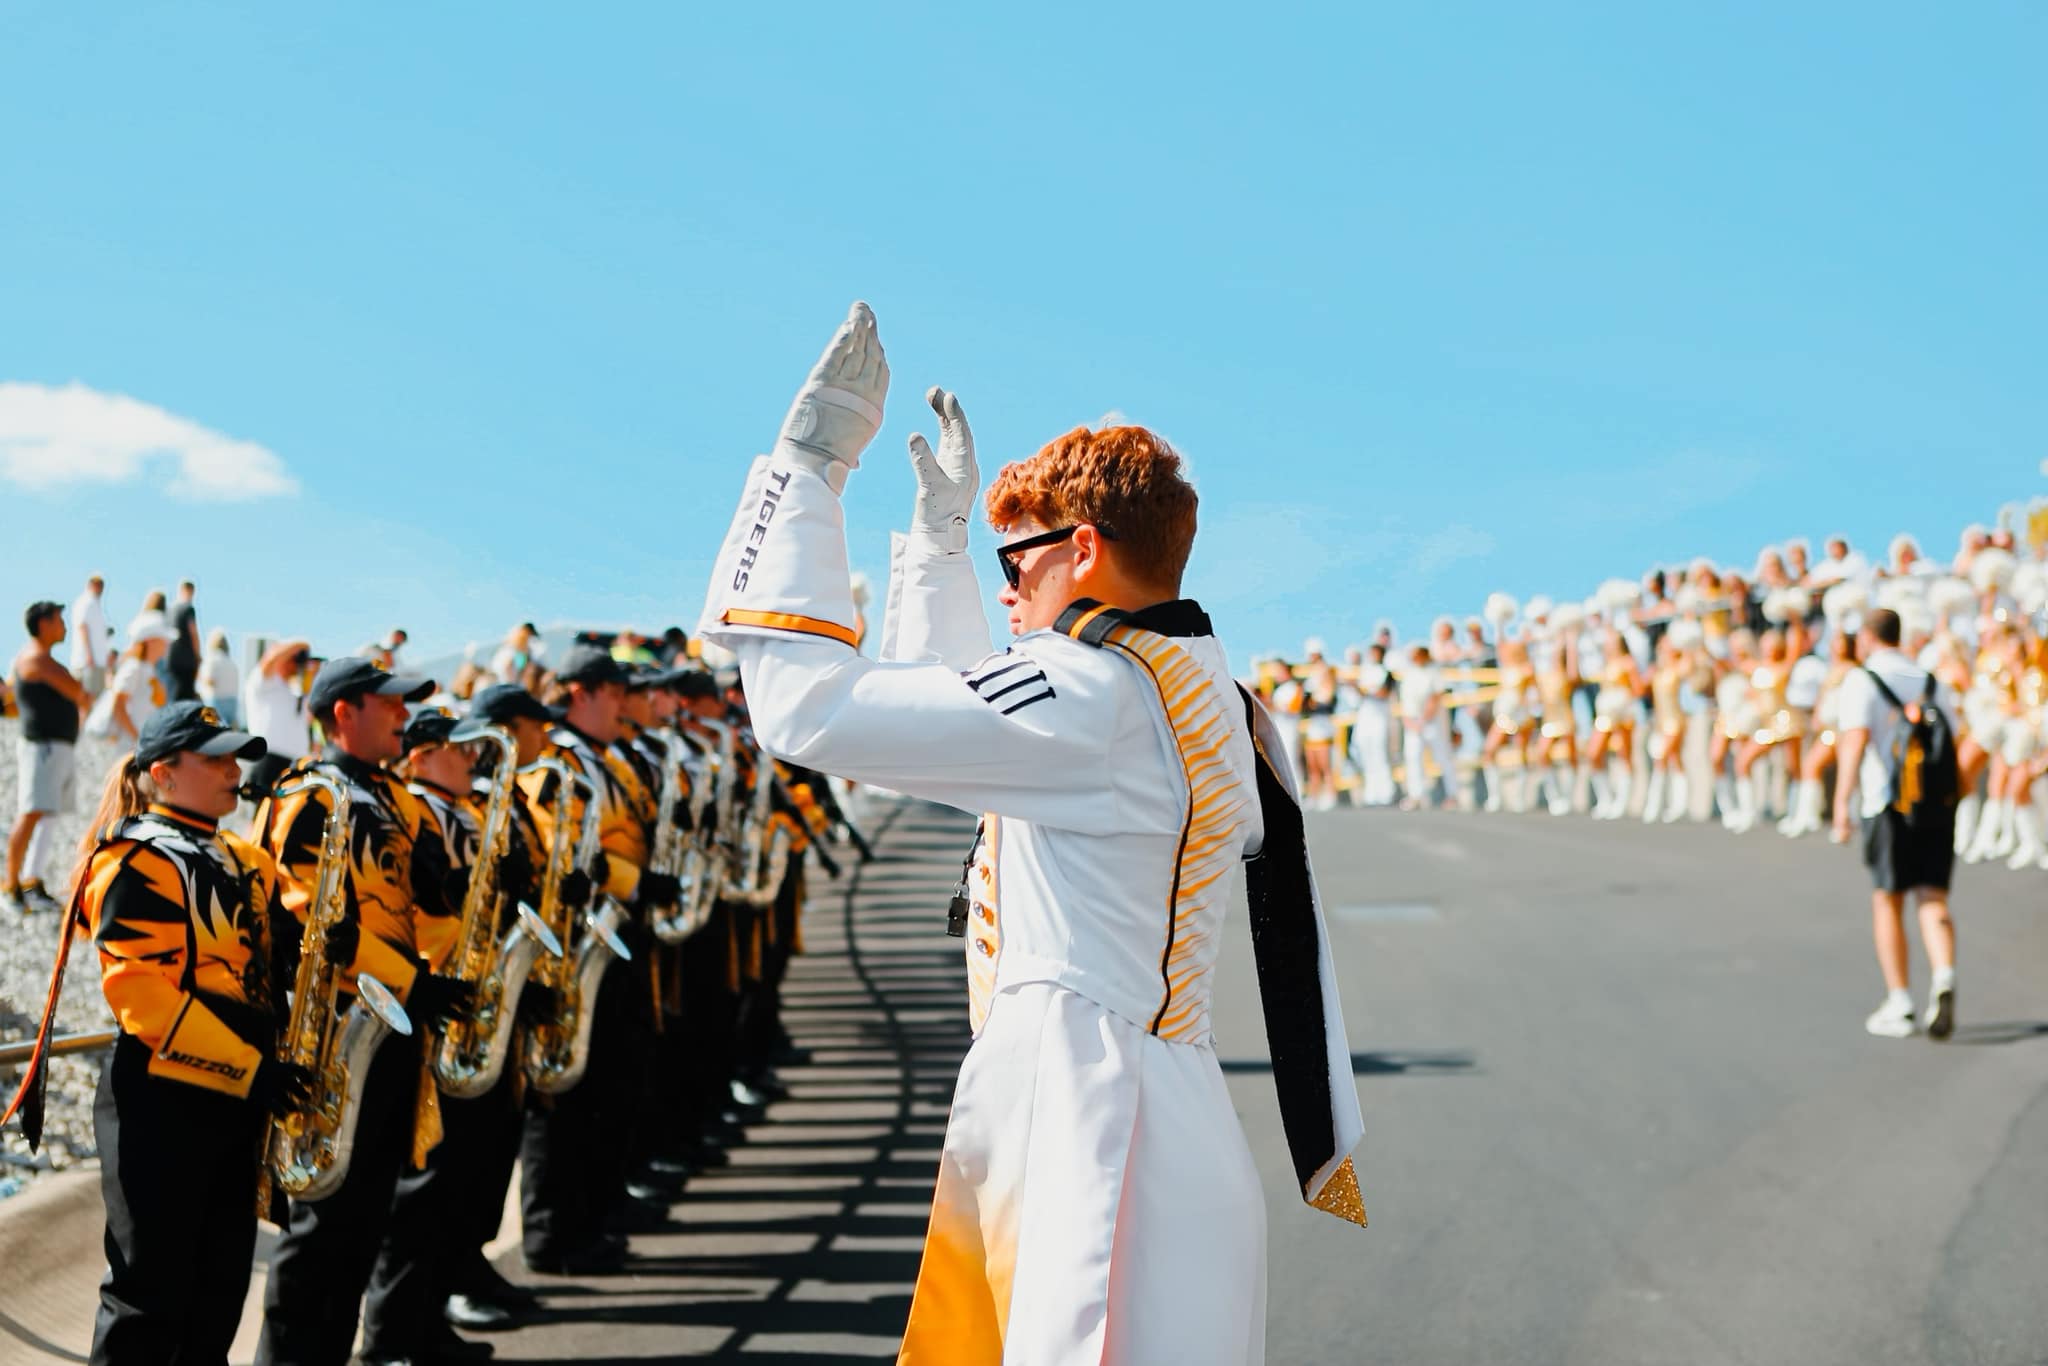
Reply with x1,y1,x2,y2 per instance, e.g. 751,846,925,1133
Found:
1219,1048,1478,1076
1944,1020,2048,1046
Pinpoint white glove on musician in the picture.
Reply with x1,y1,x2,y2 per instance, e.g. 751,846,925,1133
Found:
906,387,979,553
773,301,890,494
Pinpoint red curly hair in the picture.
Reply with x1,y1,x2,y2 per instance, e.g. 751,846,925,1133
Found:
984,425,1198,591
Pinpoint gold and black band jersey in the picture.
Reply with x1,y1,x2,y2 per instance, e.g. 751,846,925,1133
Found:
255,748,431,1003
408,779,482,974
83,804,284,1098
518,726,649,903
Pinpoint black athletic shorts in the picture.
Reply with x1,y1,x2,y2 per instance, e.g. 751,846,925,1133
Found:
1862,809,1954,894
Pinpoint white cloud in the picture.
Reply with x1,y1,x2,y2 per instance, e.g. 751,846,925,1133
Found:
0,381,298,501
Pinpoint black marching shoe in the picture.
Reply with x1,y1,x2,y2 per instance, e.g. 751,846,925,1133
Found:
522,1236,627,1276
443,1294,516,1332
610,1192,672,1233
453,1258,538,1313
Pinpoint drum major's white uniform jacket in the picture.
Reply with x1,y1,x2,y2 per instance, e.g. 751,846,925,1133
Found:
700,456,1365,1365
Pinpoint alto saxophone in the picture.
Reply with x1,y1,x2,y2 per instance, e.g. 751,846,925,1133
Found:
519,756,630,1095
267,770,413,1202
651,728,720,943
429,726,561,1099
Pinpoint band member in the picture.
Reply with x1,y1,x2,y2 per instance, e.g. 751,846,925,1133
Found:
1781,631,1858,838
441,684,565,1327
699,307,1362,1362
1725,629,1794,833
516,645,680,1274
1533,616,1580,815
254,658,479,1366
6,704,318,1366
1297,640,1339,810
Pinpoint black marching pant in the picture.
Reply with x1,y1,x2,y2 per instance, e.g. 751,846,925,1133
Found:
519,952,650,1256
256,1026,420,1366
362,1064,520,1354
91,1034,264,1366
676,904,740,1139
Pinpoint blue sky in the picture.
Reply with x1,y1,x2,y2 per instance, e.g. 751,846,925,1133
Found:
2,3,2042,672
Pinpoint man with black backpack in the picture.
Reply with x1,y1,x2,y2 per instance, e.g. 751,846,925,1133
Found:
1832,608,1962,1040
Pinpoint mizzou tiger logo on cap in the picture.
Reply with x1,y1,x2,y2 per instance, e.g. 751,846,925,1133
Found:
198,707,223,726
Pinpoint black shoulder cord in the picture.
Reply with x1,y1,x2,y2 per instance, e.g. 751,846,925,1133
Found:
945,818,984,938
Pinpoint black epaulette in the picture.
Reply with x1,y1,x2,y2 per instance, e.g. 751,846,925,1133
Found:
1051,599,1134,646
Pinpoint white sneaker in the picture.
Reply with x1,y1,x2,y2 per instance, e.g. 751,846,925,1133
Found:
1865,997,1918,1038
1925,984,1956,1042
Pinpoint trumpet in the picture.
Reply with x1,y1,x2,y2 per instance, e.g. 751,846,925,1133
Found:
267,770,412,1202
651,726,725,942
429,726,562,1099
520,756,630,1096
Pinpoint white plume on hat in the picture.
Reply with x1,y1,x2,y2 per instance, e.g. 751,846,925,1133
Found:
1969,547,2017,594
1926,576,1975,622
1483,592,1518,627
1821,580,1867,626
1523,594,1554,621
2010,562,2048,613
1597,578,1640,613
1303,636,1329,658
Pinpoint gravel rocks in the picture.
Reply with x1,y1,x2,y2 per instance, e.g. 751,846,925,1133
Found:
0,720,125,1193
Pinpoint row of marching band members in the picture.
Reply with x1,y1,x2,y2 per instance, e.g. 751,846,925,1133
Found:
2,640,856,1366
1250,548,2048,870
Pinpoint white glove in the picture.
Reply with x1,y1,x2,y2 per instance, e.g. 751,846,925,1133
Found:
772,301,890,494
906,387,979,552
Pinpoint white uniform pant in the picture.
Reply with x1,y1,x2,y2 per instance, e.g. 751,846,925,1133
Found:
1350,704,1397,806
1403,720,1455,804
899,982,1268,1365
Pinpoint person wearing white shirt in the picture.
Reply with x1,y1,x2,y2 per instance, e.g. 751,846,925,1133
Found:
1349,644,1398,807
68,574,111,696
1398,644,1454,810
241,638,312,796
699,305,1363,1364
85,614,177,745
197,629,240,727
1832,607,1961,1041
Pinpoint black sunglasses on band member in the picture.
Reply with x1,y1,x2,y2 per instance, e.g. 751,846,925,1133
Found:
995,523,1118,591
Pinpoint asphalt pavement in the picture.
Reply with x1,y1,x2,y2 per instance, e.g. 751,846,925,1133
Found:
6,798,2042,1364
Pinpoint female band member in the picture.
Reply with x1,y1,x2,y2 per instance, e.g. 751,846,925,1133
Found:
1481,636,1535,813
76,703,329,1365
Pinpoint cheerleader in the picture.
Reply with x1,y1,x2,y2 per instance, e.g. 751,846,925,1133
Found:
1961,623,2027,863
1709,630,1759,828
1532,609,1581,816
1726,630,1797,833
1348,644,1398,807
1398,643,1455,811
1998,633,2048,870
1778,630,1853,838
1640,633,1692,824
1585,622,1644,820
1481,635,1536,813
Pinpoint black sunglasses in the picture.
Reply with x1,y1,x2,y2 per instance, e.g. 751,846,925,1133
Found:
995,523,1118,590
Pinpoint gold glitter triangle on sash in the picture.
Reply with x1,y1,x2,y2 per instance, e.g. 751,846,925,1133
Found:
1308,1156,1368,1227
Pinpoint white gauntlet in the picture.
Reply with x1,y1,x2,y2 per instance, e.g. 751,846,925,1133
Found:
906,387,979,552
772,302,890,494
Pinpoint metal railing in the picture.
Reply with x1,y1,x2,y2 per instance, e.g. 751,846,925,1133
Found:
0,1031,117,1069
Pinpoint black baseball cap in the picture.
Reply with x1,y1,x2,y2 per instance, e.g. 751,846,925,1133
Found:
557,643,628,688
401,707,461,755
136,700,267,767
307,656,436,716
666,669,720,701
453,683,561,740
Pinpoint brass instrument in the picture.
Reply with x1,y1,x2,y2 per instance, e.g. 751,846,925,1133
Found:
725,730,793,909
267,770,412,1202
651,724,725,942
520,756,630,1095
428,726,561,1099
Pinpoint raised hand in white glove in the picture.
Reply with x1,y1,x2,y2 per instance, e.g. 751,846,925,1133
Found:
773,301,890,494
906,387,979,552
